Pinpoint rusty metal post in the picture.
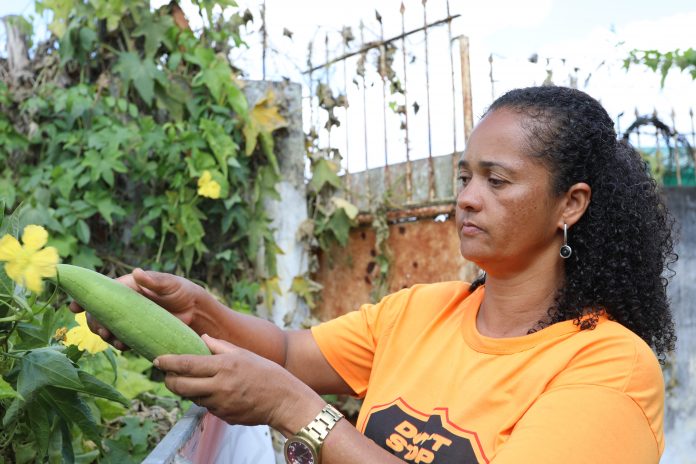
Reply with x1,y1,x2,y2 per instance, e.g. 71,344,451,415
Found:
325,34,332,150
307,41,315,133
422,0,435,201
261,1,267,80
671,109,681,185
458,37,473,142
488,53,495,101
446,1,458,199
635,108,641,148
359,21,371,204
342,32,352,202
690,108,696,167
654,109,663,179
379,18,391,186
400,2,413,203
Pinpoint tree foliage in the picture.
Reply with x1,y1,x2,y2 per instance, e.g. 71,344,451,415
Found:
0,0,286,310
624,47,696,86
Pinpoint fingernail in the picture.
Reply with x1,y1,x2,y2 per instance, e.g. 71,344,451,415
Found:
153,358,160,367
98,329,108,338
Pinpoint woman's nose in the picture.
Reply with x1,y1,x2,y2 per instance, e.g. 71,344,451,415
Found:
456,180,483,212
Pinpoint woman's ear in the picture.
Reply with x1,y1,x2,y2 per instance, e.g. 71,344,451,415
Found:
559,182,591,228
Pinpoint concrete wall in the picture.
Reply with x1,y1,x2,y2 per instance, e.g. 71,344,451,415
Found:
662,187,696,463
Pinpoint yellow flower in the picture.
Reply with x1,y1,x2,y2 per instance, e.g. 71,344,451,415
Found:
0,225,59,293
62,312,109,354
197,170,221,199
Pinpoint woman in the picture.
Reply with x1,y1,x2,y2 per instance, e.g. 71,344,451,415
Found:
77,86,676,463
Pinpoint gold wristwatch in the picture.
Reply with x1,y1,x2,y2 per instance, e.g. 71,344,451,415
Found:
284,403,344,464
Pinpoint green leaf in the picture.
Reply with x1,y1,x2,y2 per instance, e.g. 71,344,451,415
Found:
84,190,126,225
117,417,156,449
71,247,103,270
102,438,139,464
309,158,342,192
17,348,83,399
102,347,119,383
15,322,50,350
94,397,127,421
132,15,172,59
331,197,359,220
0,375,22,400
326,208,352,246
193,58,234,105
27,400,51,458
115,52,160,105
76,219,90,244
200,118,237,176
2,397,23,427
39,387,102,446
76,371,128,406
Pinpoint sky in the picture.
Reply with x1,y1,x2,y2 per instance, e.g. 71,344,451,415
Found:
1,0,694,171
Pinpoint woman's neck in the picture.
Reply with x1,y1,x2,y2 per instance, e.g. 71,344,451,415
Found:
477,260,564,338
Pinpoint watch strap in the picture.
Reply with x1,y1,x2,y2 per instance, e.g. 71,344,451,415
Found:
301,403,344,442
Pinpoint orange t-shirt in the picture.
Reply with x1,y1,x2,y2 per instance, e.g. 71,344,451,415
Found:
311,282,664,464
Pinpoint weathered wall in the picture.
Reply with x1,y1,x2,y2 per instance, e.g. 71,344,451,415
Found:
662,187,696,463
314,208,479,320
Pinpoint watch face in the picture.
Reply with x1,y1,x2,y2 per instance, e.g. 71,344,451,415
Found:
285,440,316,464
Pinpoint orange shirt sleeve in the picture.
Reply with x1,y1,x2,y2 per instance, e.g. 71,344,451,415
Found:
310,289,406,397
491,385,661,464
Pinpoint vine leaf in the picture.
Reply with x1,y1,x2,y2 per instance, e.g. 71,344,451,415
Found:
243,90,288,156
115,52,162,106
17,348,83,399
200,118,237,176
76,371,129,406
133,15,172,59
26,400,50,458
0,376,22,400
309,158,342,192
39,386,102,446
331,197,358,220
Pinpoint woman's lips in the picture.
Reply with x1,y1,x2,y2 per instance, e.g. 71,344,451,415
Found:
460,221,483,236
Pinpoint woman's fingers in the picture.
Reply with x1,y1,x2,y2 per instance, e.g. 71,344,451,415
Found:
133,268,179,296
202,334,237,355
164,374,217,399
155,353,219,377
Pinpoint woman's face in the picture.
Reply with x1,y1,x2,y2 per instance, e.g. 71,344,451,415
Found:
455,109,565,276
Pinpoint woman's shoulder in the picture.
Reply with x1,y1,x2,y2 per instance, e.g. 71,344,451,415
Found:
551,318,664,413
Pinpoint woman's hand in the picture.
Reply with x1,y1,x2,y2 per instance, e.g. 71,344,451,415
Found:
155,335,323,433
69,268,207,350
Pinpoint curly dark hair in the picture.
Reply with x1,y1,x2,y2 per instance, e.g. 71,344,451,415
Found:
470,86,677,359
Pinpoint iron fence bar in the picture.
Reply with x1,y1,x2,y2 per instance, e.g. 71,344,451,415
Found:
654,109,662,176
446,0,458,198
342,32,352,202
635,108,641,149
261,1,267,80
359,21,371,204
400,2,413,203
423,0,435,201
302,14,461,75
459,36,473,142
380,19,390,186
307,42,314,140
325,34,331,150
690,108,696,166
671,109,681,185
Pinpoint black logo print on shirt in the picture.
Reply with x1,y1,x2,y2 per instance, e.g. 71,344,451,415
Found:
363,398,487,464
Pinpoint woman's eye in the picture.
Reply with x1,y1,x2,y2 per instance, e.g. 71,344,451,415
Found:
458,175,471,186
488,177,506,187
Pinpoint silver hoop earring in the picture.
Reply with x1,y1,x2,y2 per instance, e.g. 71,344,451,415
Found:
560,223,572,259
